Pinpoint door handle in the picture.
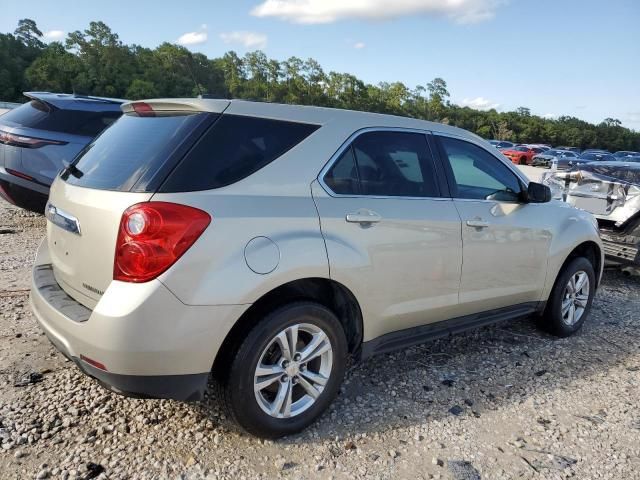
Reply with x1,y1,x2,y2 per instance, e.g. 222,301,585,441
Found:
346,210,382,224
466,219,489,228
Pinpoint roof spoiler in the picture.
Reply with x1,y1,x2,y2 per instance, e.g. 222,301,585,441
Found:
121,98,231,115
23,92,126,107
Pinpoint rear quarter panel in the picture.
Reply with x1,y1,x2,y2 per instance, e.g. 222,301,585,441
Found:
153,189,331,306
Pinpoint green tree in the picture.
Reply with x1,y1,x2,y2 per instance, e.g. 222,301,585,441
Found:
2,19,639,152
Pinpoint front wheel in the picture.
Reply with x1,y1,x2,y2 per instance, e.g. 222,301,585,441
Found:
215,302,348,438
539,257,596,337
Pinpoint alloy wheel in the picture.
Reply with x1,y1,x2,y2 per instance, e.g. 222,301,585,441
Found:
254,323,333,418
561,270,590,326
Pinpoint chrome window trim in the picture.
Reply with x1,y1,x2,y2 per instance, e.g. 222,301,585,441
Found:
317,126,450,201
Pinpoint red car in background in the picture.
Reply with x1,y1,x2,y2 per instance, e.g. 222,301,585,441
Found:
501,145,546,165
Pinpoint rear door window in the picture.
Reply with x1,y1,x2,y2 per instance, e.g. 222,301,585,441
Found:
63,112,210,191
323,131,439,198
160,115,320,192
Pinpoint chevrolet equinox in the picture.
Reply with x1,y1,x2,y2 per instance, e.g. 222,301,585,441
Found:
30,98,603,438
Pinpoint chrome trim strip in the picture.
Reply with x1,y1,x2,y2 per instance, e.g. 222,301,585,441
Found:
45,203,82,236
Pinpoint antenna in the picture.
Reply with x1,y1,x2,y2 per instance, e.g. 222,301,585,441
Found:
182,52,204,97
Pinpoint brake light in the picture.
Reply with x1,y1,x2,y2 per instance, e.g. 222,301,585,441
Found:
6,168,35,181
114,202,211,283
131,102,155,117
0,130,67,148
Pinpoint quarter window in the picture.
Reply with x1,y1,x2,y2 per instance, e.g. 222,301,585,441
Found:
324,148,360,195
439,136,522,202
323,131,439,198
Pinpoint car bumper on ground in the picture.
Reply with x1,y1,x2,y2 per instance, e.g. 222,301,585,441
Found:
600,233,640,267
30,239,248,402
532,159,550,167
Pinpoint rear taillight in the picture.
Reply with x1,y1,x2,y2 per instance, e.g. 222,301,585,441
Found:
114,202,211,283
0,130,67,148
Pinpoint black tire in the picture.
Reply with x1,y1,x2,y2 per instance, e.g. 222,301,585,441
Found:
539,257,596,337
520,157,527,165
215,302,348,438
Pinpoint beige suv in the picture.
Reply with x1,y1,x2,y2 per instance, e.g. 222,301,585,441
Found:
30,99,603,438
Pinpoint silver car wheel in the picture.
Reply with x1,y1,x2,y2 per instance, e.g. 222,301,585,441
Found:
561,271,590,326
254,323,333,419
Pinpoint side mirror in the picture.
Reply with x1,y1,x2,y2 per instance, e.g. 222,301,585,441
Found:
526,182,552,203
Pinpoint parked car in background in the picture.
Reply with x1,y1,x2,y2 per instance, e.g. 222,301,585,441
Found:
532,149,579,168
31,98,602,438
581,149,610,155
0,92,124,212
501,145,546,165
556,146,582,155
543,161,640,269
576,152,616,163
488,140,515,150
614,151,640,159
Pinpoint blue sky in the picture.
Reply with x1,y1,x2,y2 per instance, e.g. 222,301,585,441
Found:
2,0,639,130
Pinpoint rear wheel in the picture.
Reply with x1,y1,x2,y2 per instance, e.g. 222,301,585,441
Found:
519,157,527,165
215,302,348,438
539,257,595,337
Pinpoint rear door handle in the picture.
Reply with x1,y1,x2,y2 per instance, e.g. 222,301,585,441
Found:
346,210,382,224
466,219,489,228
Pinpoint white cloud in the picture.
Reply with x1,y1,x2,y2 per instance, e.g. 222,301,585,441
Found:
177,25,208,46
43,30,65,41
250,0,506,24
353,41,366,49
219,31,268,49
458,97,501,111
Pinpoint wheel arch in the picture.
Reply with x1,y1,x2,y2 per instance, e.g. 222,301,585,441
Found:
552,240,603,292
211,277,364,379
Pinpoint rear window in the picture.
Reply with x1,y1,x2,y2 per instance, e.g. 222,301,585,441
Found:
160,115,320,192
63,112,209,191
1,100,121,137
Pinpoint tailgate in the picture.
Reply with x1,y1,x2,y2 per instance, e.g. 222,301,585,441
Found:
46,179,152,309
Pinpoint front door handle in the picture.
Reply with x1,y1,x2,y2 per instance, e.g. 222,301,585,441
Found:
346,209,382,224
466,219,489,228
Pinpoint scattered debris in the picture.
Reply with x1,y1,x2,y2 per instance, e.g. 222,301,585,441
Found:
447,460,481,480
449,405,464,416
13,371,43,387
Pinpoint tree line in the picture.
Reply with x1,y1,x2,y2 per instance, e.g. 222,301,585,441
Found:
1,19,638,151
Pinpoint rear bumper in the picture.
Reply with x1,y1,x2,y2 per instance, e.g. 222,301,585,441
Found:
0,169,49,213
44,327,209,401
30,239,248,401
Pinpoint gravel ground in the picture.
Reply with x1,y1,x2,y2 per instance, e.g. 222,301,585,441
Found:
1,195,639,480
